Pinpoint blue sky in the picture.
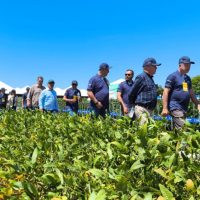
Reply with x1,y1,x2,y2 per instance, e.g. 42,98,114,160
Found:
0,0,200,89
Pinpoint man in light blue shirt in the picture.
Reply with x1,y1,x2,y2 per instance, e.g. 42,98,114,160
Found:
39,80,59,112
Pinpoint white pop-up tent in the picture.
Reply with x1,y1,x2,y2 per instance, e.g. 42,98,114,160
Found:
109,78,124,99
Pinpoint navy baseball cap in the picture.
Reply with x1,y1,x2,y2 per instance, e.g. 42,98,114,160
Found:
72,80,78,85
99,63,111,70
48,79,55,84
179,56,195,64
143,58,161,67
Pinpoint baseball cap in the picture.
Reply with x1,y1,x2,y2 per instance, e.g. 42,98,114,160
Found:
143,58,161,67
72,80,78,85
48,79,55,84
99,63,111,70
179,56,195,64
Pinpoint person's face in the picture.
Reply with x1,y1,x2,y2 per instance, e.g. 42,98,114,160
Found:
48,82,54,90
145,65,157,76
102,68,109,77
179,63,191,74
125,70,134,81
72,84,77,89
37,78,43,86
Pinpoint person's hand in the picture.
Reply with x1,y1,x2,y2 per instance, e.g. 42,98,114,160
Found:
198,104,200,112
123,106,128,114
96,101,103,109
161,108,169,116
70,99,76,104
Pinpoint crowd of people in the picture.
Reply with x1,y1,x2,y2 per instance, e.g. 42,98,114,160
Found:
0,56,200,129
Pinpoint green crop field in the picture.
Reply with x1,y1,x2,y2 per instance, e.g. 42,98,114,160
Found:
0,110,200,200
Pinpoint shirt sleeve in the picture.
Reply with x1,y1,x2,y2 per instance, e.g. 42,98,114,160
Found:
54,91,59,111
165,74,175,89
87,77,94,91
27,88,33,100
64,90,68,97
128,75,143,103
117,83,123,93
39,91,45,109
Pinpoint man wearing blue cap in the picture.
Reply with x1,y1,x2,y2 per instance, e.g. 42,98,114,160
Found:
63,80,81,114
129,58,161,124
161,56,200,129
87,63,110,117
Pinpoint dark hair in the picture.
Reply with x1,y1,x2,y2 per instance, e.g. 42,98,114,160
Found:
126,69,134,75
37,76,44,81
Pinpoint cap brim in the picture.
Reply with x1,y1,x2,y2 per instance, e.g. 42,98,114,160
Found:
190,61,195,64
152,63,161,66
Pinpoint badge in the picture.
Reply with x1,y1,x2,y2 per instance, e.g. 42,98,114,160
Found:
182,82,188,92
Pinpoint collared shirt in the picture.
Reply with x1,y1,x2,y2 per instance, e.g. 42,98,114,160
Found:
27,84,46,107
0,93,8,107
129,72,157,110
87,74,109,109
117,80,134,109
64,87,81,111
39,89,58,111
22,92,28,108
165,70,192,112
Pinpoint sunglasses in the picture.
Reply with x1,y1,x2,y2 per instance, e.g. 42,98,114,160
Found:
125,74,132,76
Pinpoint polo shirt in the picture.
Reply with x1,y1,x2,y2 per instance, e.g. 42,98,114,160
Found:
129,72,157,110
64,88,81,111
165,70,192,112
39,89,58,111
87,74,109,109
117,80,134,109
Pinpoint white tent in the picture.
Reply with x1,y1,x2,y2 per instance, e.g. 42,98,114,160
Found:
0,81,13,92
109,78,124,99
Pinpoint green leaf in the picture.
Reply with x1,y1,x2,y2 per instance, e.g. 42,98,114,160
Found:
88,168,106,178
23,182,38,198
31,147,38,164
55,168,64,185
107,144,113,159
88,191,96,200
159,184,174,200
130,160,145,172
154,168,168,179
96,189,106,200
144,192,152,200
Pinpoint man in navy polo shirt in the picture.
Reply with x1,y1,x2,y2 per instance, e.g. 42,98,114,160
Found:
117,69,134,116
87,63,110,117
63,80,81,114
161,56,200,129
129,58,161,124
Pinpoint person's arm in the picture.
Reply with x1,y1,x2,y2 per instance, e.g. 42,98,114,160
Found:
87,91,103,109
128,76,143,104
161,88,171,116
21,95,24,107
63,90,76,103
39,91,45,111
27,88,33,107
190,89,200,112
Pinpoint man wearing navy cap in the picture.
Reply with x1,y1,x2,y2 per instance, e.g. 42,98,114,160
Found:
63,80,81,114
0,88,8,109
129,58,161,124
162,56,200,129
87,63,110,117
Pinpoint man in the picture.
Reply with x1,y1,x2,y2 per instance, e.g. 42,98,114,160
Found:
129,58,161,124
63,80,81,114
0,88,8,109
39,80,59,112
117,69,134,116
87,63,110,117
27,76,46,109
161,56,200,129
22,87,30,109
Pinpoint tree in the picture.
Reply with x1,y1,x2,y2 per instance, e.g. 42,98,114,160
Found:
191,75,200,95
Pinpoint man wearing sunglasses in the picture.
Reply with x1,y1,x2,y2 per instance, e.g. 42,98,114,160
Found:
63,80,81,114
117,69,134,116
129,58,161,124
